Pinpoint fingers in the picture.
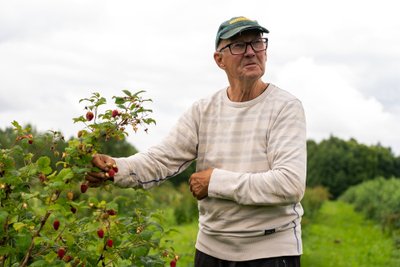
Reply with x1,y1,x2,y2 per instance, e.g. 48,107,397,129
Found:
85,172,106,183
92,154,116,172
87,181,104,188
189,173,209,200
86,153,117,188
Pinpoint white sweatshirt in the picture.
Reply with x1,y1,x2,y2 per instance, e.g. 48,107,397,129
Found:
113,84,307,261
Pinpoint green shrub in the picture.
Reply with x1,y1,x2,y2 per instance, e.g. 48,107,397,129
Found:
0,91,177,266
173,183,198,225
340,177,400,247
301,186,330,225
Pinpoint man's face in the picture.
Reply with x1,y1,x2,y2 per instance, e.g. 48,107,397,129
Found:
215,31,267,82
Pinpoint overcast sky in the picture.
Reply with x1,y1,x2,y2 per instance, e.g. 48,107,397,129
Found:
1,0,399,156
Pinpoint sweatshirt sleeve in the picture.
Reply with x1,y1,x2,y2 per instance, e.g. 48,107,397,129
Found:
208,99,307,205
112,103,199,189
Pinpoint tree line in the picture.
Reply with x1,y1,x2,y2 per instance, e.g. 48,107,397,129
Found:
1,126,399,199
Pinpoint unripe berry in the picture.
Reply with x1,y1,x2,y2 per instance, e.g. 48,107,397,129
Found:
39,173,47,183
67,191,74,201
77,130,86,138
63,255,72,263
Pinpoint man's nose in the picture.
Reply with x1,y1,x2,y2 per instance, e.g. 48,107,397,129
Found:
244,43,256,55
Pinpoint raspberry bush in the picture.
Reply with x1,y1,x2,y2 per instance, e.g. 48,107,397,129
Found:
0,90,178,266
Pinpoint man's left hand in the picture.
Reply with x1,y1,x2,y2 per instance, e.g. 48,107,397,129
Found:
189,168,214,200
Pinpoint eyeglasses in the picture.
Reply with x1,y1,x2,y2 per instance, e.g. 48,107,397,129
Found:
218,38,268,55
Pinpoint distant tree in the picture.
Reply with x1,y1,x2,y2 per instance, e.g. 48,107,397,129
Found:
307,135,400,198
0,125,139,168
0,125,66,169
82,135,138,157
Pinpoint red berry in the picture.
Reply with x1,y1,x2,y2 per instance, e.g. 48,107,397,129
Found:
107,239,113,247
107,169,116,178
97,228,104,238
28,139,33,144
112,165,119,173
53,220,60,230
70,206,77,214
80,183,88,193
85,111,94,121
170,260,176,267
111,110,119,117
107,209,117,216
57,248,66,259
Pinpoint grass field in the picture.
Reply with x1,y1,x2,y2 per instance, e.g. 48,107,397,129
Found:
302,201,400,267
167,201,400,267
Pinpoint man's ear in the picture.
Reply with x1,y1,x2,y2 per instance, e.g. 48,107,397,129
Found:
213,52,225,69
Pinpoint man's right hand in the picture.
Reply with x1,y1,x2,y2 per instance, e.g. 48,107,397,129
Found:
85,154,117,187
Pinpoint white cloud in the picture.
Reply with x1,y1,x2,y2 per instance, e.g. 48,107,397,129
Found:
274,57,400,153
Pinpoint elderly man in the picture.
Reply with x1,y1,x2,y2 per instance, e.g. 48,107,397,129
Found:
87,16,306,267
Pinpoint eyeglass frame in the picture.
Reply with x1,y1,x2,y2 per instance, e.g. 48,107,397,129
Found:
218,37,269,55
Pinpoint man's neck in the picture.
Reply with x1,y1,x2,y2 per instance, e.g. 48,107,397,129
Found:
227,80,268,102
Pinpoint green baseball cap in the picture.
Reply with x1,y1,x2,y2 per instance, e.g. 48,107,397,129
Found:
215,16,269,49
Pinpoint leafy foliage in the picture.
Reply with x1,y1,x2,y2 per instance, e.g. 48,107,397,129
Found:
307,136,400,198
173,184,198,225
0,91,177,266
301,186,330,226
340,177,400,247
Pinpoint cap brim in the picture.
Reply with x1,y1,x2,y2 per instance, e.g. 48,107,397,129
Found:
220,25,269,40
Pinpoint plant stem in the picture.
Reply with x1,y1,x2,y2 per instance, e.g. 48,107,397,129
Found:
19,210,52,267
19,189,61,267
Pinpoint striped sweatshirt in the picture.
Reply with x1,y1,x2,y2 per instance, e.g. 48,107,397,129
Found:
113,83,307,261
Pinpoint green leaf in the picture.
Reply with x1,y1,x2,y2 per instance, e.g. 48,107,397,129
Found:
143,118,156,125
97,97,107,106
131,246,149,257
37,156,52,174
56,168,74,182
44,251,57,263
122,89,132,97
13,222,26,231
64,232,75,247
11,120,23,131
0,245,14,256
132,90,146,97
114,97,125,105
37,156,51,168
15,231,32,252
29,260,49,267
140,230,153,241
0,211,9,235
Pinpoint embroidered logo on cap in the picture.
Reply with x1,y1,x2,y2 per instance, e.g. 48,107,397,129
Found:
229,17,252,24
